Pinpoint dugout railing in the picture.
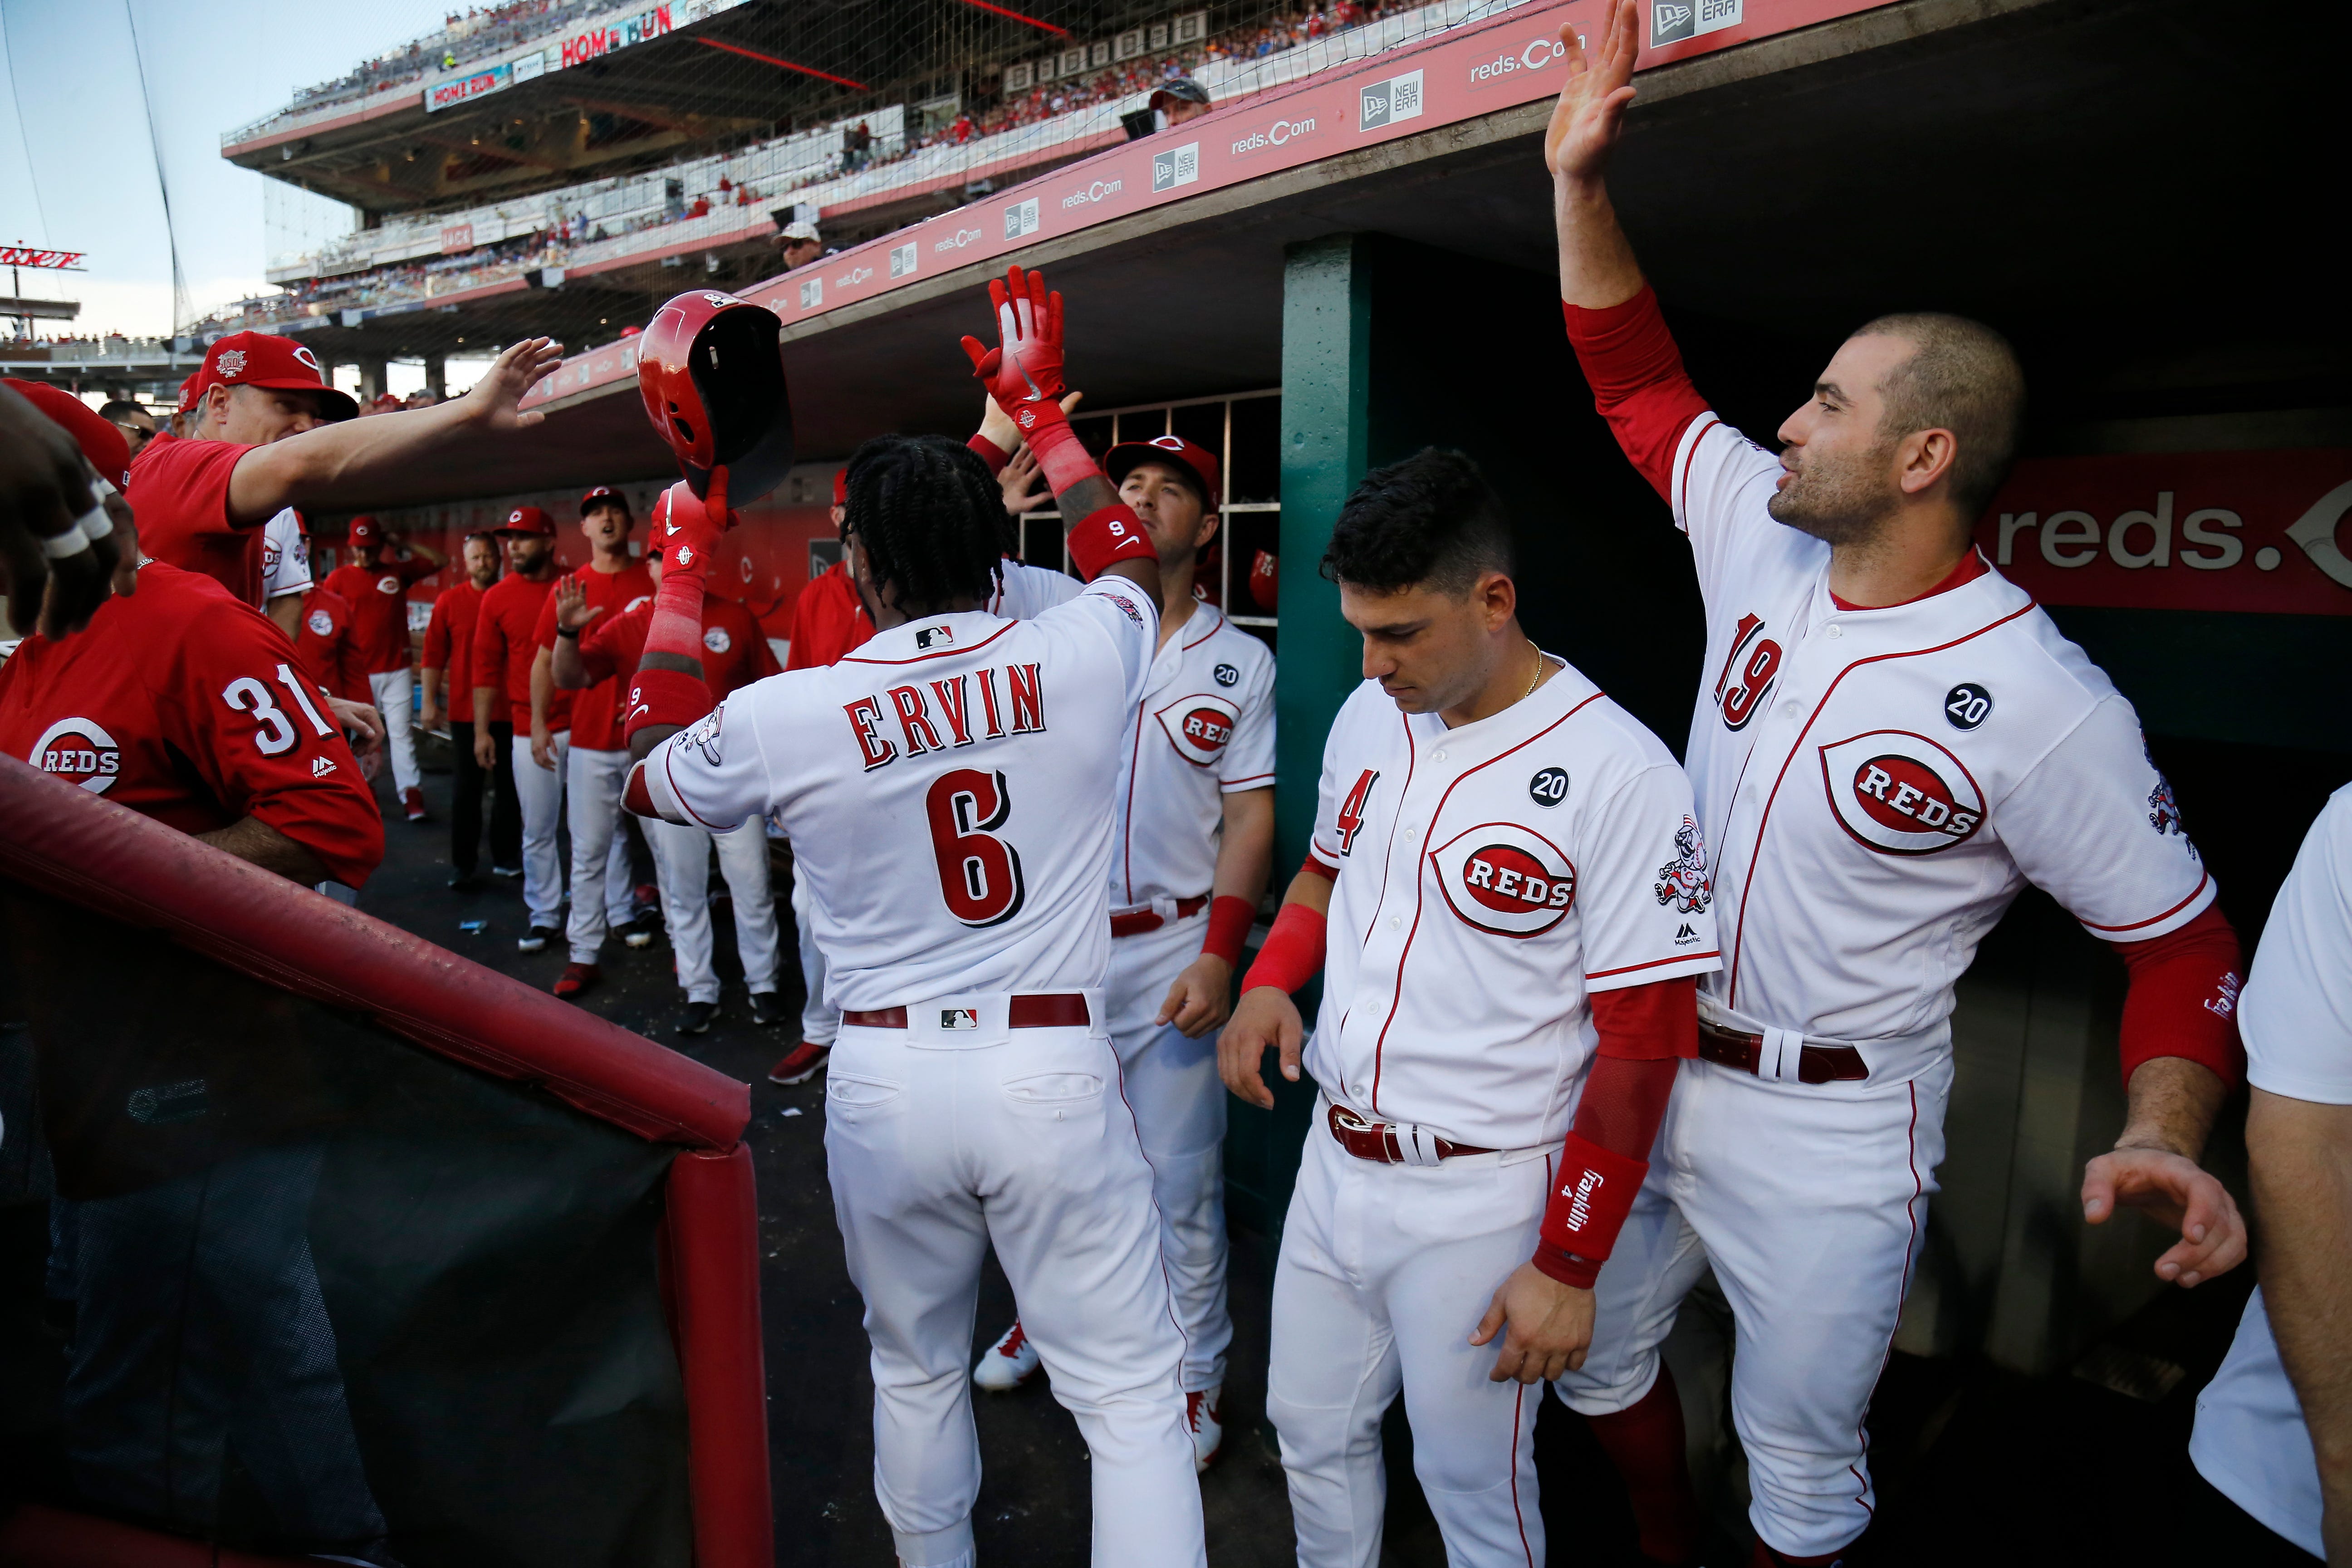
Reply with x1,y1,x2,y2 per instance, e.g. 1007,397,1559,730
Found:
0,753,769,1568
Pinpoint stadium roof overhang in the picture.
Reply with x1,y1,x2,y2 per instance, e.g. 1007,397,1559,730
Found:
326,0,2347,495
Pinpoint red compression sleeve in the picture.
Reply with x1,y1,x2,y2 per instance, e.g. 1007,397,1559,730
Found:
1016,403,1101,498
627,482,721,741
967,432,1011,476
1203,894,1255,968
1534,977,1695,1288
1561,286,1713,503
1240,899,1326,995
2110,903,2245,1089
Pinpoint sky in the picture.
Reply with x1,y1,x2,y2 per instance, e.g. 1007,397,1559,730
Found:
0,0,457,352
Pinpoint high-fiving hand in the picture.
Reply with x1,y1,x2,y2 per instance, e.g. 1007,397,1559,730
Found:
457,337,568,432
1544,0,1641,186
960,265,1067,431
553,574,604,634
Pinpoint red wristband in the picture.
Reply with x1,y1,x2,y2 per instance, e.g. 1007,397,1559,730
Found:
1535,1131,1647,1289
967,432,1011,476
1068,503,1155,581
1203,895,1255,968
623,666,715,743
1240,900,1325,995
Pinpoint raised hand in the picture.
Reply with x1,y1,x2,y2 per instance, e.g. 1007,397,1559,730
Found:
1544,0,1640,186
459,337,567,432
960,265,1067,431
1000,446,1049,515
554,574,603,633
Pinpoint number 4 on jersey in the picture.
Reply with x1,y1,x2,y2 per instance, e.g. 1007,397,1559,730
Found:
926,768,1027,927
1335,769,1380,856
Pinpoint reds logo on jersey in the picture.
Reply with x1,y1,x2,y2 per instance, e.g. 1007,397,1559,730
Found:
376,575,402,595
1819,731,1985,855
1432,823,1577,936
702,625,733,655
305,608,334,637
31,717,122,794
1155,692,1240,767
1712,612,1782,730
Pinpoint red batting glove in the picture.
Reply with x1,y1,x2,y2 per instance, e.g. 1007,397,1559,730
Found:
960,265,1066,425
655,477,730,583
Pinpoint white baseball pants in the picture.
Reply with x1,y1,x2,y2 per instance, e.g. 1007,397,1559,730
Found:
647,815,780,1003
1269,1108,1550,1568
823,998,1204,1568
514,729,570,928
791,867,838,1046
1553,1054,1954,1559
1105,911,1230,1393
366,666,419,795
564,746,638,963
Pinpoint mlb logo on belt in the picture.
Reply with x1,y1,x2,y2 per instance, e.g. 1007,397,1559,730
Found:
941,1008,980,1030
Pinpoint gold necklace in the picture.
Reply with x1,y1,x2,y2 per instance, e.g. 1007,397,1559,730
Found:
1522,638,1547,701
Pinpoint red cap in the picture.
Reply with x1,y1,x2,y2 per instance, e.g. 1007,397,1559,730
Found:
1105,434,1220,510
832,467,848,506
186,331,358,421
496,505,556,537
579,485,630,516
348,515,383,545
3,379,131,492
175,372,199,414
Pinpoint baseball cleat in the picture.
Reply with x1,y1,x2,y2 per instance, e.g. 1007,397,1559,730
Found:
617,918,656,950
402,787,428,822
631,881,662,919
748,990,785,1026
676,1000,718,1035
1186,1386,1224,1472
972,1321,1040,1391
767,1041,829,1085
553,961,600,998
516,925,558,953
491,865,523,878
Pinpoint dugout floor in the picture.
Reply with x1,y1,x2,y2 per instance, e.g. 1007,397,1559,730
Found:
348,745,2300,1568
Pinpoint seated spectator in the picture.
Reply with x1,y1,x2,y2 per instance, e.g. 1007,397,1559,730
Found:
777,220,824,271
1151,78,1213,128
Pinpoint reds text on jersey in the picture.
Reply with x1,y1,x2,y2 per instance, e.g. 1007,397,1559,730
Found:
1306,660,1720,1152
260,509,311,602
640,579,1160,1011
1668,419,2212,1048
1113,603,1274,911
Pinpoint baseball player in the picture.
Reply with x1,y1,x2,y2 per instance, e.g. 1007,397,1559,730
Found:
553,556,784,1033
259,506,312,639
1220,447,1720,1568
2189,784,2352,1562
321,515,445,822
422,531,522,888
530,487,656,996
970,431,1274,1477
1544,11,2249,1563
626,266,1205,1568
292,581,369,706
469,505,625,954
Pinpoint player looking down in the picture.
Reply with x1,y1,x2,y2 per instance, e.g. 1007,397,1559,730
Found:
1544,7,2247,1563
624,269,1208,1568
1220,447,1719,1568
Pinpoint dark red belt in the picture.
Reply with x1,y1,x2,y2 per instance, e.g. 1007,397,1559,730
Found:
1696,1019,1868,1085
842,993,1093,1030
1109,894,1210,938
1326,1102,1494,1164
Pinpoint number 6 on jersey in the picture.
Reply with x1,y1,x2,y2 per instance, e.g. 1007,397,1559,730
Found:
927,767,1027,926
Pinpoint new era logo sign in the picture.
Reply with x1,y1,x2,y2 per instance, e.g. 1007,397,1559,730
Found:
1004,198,1040,239
1359,69,1424,130
941,1008,979,1030
1152,142,1200,192
890,241,918,278
1652,0,1740,45
799,276,822,309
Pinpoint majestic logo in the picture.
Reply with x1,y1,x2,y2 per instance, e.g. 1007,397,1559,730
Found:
1713,612,1781,730
31,717,122,794
305,608,334,637
1156,692,1240,767
376,575,402,595
1944,683,1993,731
702,626,732,654
1673,922,1700,946
1433,823,1576,937
1213,662,1239,688
216,349,248,379
1529,765,1569,808
310,755,338,777
1819,731,1986,855
916,624,956,650
1654,817,1712,912
1334,768,1380,856
941,1008,979,1031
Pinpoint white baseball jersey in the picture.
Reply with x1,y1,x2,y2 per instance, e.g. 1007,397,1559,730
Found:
1111,603,1275,911
1670,418,2212,1048
2190,783,2352,1559
639,578,1160,1011
989,556,1082,619
260,509,311,601
1304,660,1721,1152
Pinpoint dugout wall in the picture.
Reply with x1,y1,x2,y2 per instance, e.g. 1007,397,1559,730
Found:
0,756,769,1568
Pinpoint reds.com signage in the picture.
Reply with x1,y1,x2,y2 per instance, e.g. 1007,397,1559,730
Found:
1975,450,2352,617
561,5,673,68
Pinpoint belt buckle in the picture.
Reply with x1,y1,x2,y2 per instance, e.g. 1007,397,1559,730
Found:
1329,1103,1391,1163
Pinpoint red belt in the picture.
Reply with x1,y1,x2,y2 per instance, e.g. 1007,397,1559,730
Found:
1696,1019,1868,1085
1109,894,1209,938
1326,1102,1494,1165
842,993,1093,1030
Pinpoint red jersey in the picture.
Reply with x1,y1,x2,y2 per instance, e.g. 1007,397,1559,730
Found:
578,590,782,704
784,560,872,671
533,560,654,751
321,556,443,674
126,433,266,607
472,572,569,733
422,579,506,725
0,562,385,888
293,587,371,704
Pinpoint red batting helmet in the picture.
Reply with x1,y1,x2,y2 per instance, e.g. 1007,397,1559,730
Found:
4,378,131,491
636,289,793,508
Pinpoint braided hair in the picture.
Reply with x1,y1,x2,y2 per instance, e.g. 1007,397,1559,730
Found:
841,434,1007,616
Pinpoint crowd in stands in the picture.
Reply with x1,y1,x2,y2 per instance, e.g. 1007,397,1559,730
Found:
266,0,609,122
